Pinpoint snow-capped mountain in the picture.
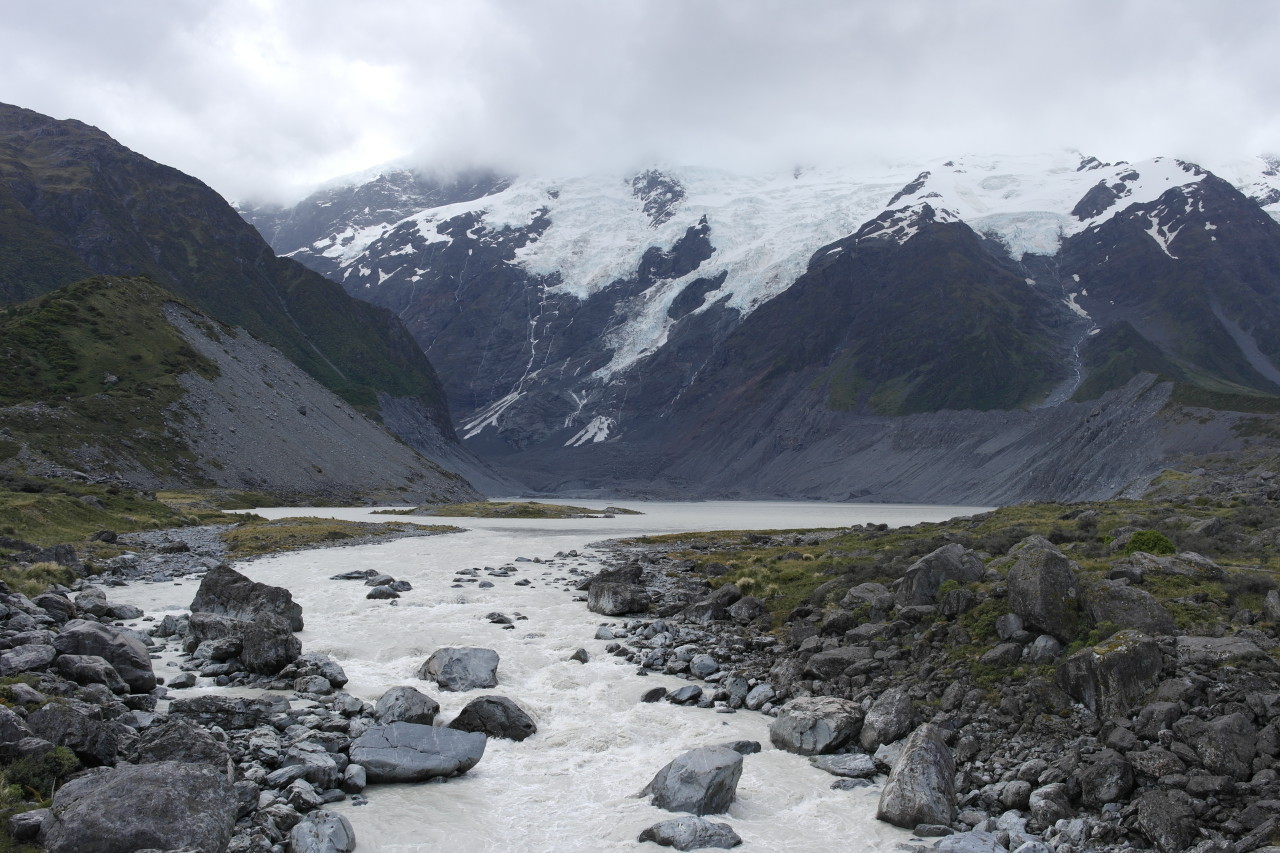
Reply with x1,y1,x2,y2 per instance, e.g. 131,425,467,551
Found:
239,151,1280,502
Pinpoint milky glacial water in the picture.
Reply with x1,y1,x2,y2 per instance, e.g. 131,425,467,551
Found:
118,500,988,853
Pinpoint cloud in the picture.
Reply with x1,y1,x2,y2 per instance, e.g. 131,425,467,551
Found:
2,0,1276,203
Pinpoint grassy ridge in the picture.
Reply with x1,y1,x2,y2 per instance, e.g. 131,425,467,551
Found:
633,487,1280,634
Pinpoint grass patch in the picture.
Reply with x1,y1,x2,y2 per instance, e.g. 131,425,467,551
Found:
0,474,194,547
380,501,643,519
222,517,462,559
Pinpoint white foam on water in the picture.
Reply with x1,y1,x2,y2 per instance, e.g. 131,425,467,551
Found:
117,500,988,852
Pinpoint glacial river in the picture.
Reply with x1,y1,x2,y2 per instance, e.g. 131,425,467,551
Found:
118,500,987,853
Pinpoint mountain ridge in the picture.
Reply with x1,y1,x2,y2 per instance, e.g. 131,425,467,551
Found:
240,151,1280,502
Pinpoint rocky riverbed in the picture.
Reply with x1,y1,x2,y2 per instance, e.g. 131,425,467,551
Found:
3,490,1280,853
578,503,1280,853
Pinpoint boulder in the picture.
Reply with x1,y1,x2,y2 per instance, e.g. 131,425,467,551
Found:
189,563,304,630
419,647,499,691
287,652,350,689
448,696,537,741
187,611,300,675
0,644,57,677
641,746,744,816
1199,712,1257,781
1029,782,1071,826
1007,544,1087,642
1135,788,1197,853
727,596,767,624
33,593,76,625
167,695,282,731
26,700,135,766
55,654,128,695
588,582,651,616
1055,630,1162,719
51,620,155,693
1083,579,1175,635
804,646,872,680
894,544,985,607
1176,635,1268,666
127,718,230,770
375,685,440,725
876,723,956,829
39,761,236,853
290,809,357,853
769,697,863,755
811,753,877,778
349,722,486,782
1079,749,1135,807
860,686,914,751
638,816,743,850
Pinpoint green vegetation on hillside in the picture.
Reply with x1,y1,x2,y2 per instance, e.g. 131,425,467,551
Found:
0,276,218,480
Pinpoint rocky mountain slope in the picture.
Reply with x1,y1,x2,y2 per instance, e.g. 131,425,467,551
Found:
241,152,1280,501
0,276,480,502
0,102,507,493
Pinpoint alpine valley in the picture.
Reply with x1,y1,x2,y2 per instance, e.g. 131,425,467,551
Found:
242,152,1280,503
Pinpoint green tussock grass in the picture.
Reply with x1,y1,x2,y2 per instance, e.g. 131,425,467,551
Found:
222,517,462,559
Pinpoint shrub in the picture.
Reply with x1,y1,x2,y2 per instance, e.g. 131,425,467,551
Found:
1123,530,1176,556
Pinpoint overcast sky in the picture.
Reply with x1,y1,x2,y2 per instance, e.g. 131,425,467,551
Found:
3,0,1277,204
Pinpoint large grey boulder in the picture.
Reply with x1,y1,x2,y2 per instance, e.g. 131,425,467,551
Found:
894,543,984,607
290,809,356,853
51,620,155,693
448,695,537,741
349,722,486,782
1135,788,1197,853
127,718,231,771
187,611,301,675
804,646,872,681
1055,630,1162,719
860,686,914,752
39,761,236,853
1083,579,1175,635
641,746,744,815
1198,712,1258,781
0,644,57,677
55,654,128,695
418,647,499,691
375,685,440,724
638,816,743,850
1176,635,1268,666
876,723,956,829
769,697,863,755
1006,543,1087,642
190,563,304,630
588,582,651,616
27,700,136,766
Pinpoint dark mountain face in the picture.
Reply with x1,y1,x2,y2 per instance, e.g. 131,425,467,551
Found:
1064,175,1280,401
0,103,469,473
239,156,1280,502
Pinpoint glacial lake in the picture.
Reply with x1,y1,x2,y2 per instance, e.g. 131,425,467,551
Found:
119,500,989,852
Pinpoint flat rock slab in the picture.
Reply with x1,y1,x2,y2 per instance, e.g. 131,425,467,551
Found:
1176,636,1267,666
349,722,486,782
